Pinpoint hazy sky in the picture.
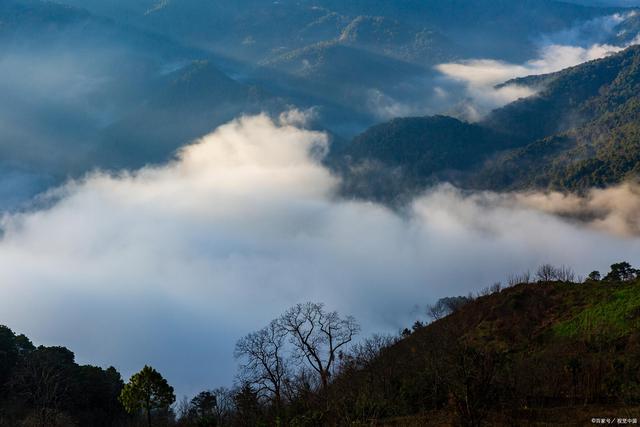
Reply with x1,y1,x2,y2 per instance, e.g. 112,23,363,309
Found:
1,114,639,396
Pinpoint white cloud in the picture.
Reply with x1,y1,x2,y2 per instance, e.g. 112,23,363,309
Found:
1,115,639,396
435,12,640,119
277,107,319,127
514,183,640,237
365,89,420,120
435,43,622,118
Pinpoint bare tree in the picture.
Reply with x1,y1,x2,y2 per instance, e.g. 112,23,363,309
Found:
507,270,531,287
211,387,234,424
477,282,502,297
555,265,576,282
490,282,502,293
478,286,492,297
347,334,395,370
176,395,191,422
445,345,501,427
279,302,360,391
427,302,447,321
536,264,558,282
427,296,474,322
10,347,73,427
282,366,319,406
234,320,289,413
537,264,576,283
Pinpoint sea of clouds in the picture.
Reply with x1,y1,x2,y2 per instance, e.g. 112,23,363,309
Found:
1,113,639,395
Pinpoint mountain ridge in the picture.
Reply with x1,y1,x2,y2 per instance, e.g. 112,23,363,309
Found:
331,44,640,201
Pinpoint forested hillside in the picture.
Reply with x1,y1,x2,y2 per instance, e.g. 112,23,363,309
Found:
479,45,640,191
332,45,640,201
323,264,640,426
329,116,518,202
0,328,126,426
236,262,640,426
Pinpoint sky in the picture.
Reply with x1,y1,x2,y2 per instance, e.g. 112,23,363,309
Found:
1,113,639,397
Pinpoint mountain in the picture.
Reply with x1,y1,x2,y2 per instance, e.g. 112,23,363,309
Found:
51,0,626,133
0,0,281,208
96,60,282,168
58,0,619,61
607,11,640,45
5,0,638,204
329,116,518,203
0,0,90,32
0,0,191,58
317,0,621,60
253,41,435,124
478,44,640,191
336,15,455,66
332,44,640,200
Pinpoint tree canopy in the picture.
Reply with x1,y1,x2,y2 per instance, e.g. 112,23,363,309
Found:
119,365,175,427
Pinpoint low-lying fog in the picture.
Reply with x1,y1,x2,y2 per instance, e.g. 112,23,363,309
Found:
1,114,639,395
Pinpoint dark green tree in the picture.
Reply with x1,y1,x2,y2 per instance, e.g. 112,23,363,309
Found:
189,390,217,426
119,365,175,427
74,365,126,426
587,271,601,281
604,262,639,282
233,385,261,426
0,326,34,398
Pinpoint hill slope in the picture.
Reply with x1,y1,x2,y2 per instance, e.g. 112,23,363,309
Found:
321,274,640,425
332,45,640,201
329,116,517,202
479,45,640,191
95,60,282,168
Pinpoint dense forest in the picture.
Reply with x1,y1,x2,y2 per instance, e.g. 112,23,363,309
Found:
332,45,640,203
1,262,638,426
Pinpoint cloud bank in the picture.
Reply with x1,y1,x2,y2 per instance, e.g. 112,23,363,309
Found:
1,115,639,396
514,183,640,237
